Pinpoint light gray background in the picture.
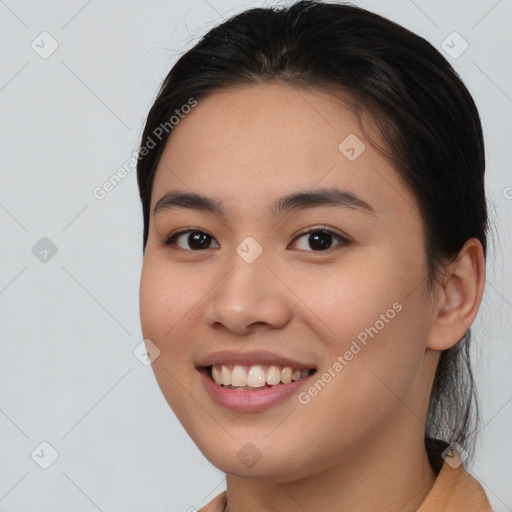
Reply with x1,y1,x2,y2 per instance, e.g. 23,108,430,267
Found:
0,0,511,510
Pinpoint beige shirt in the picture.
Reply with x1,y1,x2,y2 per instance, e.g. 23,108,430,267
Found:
199,460,492,512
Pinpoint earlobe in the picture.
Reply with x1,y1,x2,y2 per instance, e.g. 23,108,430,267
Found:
426,238,486,351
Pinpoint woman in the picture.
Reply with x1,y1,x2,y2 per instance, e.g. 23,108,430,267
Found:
137,1,492,510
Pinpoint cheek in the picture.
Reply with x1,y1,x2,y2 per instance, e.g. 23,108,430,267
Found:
139,259,198,399
287,253,409,346
139,261,197,418
139,264,171,348
291,250,430,399
139,257,203,345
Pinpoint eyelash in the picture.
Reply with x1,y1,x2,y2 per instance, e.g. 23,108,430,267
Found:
162,226,350,253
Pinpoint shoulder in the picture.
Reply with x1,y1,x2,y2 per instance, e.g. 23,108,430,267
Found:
198,490,227,512
417,458,492,511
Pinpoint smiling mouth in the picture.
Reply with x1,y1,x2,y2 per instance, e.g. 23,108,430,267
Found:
206,364,317,390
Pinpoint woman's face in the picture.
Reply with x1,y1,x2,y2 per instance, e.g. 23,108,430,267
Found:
139,83,439,480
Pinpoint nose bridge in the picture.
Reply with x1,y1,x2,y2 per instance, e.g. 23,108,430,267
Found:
219,238,273,311
204,237,291,333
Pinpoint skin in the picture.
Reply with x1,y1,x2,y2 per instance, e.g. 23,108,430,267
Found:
139,83,486,512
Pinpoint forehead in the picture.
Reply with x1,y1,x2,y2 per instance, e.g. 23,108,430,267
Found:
151,83,418,220
158,84,358,177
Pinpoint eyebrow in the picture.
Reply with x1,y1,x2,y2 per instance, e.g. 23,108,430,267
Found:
153,187,376,217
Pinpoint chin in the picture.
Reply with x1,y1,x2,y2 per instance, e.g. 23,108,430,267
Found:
196,441,313,482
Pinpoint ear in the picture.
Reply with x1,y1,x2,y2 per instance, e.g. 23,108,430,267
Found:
426,238,486,351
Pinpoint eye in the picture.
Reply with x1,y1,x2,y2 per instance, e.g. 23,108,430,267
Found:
290,227,350,252
163,229,220,251
162,226,350,252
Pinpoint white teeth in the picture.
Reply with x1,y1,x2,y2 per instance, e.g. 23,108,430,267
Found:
266,366,281,385
231,365,247,386
212,366,222,385
280,367,292,384
210,364,313,387
221,365,231,386
247,365,266,387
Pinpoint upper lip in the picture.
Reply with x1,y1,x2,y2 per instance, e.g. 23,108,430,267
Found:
197,350,317,369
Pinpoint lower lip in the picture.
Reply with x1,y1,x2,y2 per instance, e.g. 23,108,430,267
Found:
199,369,313,412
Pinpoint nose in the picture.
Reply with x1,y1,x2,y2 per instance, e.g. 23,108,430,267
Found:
203,247,292,336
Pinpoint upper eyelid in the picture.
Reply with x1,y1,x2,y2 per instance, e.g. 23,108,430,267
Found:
293,225,349,241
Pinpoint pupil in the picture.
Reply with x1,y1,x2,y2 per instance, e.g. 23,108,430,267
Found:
189,232,209,249
310,232,331,250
